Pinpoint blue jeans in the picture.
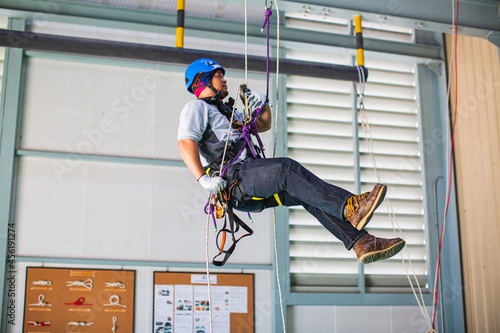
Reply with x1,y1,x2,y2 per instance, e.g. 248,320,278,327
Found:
226,157,367,250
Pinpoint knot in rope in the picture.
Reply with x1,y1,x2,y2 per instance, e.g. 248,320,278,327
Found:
32,280,52,286
241,126,258,158
65,297,92,306
66,279,93,290
29,294,52,307
261,8,273,32
68,322,94,326
104,294,127,307
251,107,263,122
425,329,438,333
105,282,126,289
249,121,259,136
28,321,51,327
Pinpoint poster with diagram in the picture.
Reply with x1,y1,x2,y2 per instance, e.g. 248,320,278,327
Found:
153,272,254,333
23,267,135,333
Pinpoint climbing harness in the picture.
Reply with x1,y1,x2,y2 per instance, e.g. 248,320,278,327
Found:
203,3,276,267
203,3,284,331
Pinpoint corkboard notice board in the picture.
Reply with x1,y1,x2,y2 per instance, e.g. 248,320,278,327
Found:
153,272,254,333
23,267,135,333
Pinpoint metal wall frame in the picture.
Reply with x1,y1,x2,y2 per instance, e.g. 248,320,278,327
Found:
415,39,465,331
0,17,25,332
204,0,500,46
0,1,472,332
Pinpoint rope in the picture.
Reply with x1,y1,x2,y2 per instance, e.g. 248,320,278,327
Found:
432,0,459,329
206,206,214,333
28,321,51,326
66,279,93,290
32,280,52,285
220,85,242,177
244,0,248,85
64,297,92,306
103,295,127,307
270,2,286,332
29,294,52,307
68,322,94,326
105,282,126,289
202,2,286,332
203,54,243,333
354,66,433,331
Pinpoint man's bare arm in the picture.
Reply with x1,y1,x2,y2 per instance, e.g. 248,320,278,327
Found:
178,138,206,180
255,103,272,133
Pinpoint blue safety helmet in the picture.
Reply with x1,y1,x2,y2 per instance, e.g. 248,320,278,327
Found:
185,58,225,94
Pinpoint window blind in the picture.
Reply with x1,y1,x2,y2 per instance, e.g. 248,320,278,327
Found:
285,17,426,293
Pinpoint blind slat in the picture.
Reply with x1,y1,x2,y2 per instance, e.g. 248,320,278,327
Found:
288,118,353,137
286,19,424,290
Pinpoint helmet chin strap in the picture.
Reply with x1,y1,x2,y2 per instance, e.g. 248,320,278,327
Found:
194,71,220,98
206,83,220,97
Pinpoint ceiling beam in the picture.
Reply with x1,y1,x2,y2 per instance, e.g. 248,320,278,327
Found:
0,29,369,82
0,0,443,61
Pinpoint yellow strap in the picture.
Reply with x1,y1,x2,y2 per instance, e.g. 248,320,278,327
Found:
274,193,282,206
252,194,282,206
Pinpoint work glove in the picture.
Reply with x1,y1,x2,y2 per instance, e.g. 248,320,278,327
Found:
245,90,267,109
198,174,227,194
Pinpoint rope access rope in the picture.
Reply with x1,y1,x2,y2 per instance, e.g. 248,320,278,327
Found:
206,206,214,333
204,1,274,331
204,84,241,333
354,67,433,331
432,0,459,329
204,2,286,331
269,1,287,332
244,0,248,85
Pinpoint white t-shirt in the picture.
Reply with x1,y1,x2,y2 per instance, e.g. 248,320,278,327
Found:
177,99,247,167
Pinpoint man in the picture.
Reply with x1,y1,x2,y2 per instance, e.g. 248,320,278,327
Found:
178,58,405,264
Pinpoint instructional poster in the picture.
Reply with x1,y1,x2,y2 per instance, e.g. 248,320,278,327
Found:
23,267,135,333
153,272,254,333
154,285,174,332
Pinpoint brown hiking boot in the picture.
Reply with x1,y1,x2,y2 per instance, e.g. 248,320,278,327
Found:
345,183,387,230
353,233,405,264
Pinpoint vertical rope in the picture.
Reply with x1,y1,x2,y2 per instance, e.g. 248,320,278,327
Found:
244,0,248,85
432,0,459,329
354,67,433,331
206,210,214,333
271,1,286,332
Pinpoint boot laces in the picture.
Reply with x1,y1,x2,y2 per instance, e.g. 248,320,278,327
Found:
345,192,368,217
